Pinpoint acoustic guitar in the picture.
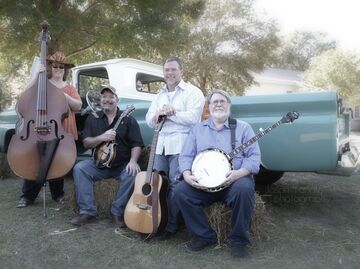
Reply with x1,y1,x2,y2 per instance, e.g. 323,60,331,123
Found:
93,105,135,168
124,116,168,235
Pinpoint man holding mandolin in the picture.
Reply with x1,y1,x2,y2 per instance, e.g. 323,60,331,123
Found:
176,89,261,258
71,85,144,226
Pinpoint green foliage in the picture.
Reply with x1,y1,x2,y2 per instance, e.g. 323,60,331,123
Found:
0,0,205,68
179,0,280,96
0,0,280,99
273,31,337,71
304,49,360,103
0,76,13,111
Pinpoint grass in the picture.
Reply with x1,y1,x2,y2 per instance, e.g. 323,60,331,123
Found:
1,172,360,269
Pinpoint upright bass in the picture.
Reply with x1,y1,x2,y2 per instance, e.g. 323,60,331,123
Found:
7,21,76,182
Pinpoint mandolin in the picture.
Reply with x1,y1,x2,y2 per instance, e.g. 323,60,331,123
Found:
124,116,168,236
93,105,135,168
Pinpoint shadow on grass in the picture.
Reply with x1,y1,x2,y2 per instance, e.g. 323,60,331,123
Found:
1,173,360,269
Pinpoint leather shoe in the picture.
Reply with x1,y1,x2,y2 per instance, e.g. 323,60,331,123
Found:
16,197,33,208
112,214,126,228
185,239,217,252
231,244,249,259
71,214,96,226
54,195,65,205
157,230,176,241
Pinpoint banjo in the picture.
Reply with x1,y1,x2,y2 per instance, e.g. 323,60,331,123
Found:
191,111,299,192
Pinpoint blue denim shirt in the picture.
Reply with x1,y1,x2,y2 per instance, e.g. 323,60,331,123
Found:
179,118,261,175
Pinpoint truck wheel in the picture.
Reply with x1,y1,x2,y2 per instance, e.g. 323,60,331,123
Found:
254,165,284,185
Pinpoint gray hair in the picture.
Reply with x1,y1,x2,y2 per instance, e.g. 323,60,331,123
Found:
207,89,231,104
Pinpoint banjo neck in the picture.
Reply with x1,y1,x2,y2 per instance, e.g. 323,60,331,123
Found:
227,119,284,160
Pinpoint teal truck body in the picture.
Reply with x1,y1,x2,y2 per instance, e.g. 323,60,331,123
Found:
0,58,358,184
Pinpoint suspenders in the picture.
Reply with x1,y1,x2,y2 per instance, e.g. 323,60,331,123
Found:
228,118,237,150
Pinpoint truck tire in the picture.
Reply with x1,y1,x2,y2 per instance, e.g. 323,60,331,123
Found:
254,165,284,185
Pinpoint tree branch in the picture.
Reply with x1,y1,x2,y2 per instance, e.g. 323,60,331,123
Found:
80,1,103,16
67,40,98,57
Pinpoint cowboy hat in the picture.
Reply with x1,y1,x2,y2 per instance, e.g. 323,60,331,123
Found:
46,51,75,68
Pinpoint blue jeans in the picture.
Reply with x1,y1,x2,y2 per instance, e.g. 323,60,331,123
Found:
73,160,134,217
153,154,181,233
174,176,255,245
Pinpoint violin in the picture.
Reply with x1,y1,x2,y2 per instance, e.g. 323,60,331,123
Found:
7,21,76,181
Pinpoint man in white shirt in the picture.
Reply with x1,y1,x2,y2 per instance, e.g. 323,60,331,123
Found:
146,56,205,238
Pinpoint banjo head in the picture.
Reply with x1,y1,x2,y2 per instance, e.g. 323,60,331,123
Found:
191,149,231,189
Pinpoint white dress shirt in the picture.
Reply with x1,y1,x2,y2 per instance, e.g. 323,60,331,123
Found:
145,80,205,155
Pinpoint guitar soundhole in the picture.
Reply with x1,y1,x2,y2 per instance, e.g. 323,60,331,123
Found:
142,183,152,196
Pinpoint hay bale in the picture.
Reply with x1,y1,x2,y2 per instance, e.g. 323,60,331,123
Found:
71,146,151,217
71,178,119,218
205,192,266,246
138,145,151,171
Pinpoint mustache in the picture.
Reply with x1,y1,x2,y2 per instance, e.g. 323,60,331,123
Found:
101,101,115,105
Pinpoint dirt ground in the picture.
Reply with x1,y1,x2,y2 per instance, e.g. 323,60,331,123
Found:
1,171,360,269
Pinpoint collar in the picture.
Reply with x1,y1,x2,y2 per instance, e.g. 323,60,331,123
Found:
203,117,230,129
99,107,120,119
160,79,186,93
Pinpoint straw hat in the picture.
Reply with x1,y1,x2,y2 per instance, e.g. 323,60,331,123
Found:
46,51,75,68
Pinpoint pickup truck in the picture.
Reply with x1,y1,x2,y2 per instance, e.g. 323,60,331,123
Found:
0,58,358,184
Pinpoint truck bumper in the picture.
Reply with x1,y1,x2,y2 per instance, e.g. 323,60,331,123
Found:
317,133,360,176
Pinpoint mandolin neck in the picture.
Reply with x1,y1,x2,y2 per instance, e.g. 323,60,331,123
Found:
112,114,125,131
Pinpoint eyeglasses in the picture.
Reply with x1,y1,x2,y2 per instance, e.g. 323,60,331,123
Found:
52,64,65,69
210,99,228,105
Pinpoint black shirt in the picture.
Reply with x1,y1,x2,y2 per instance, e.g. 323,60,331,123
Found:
82,108,144,168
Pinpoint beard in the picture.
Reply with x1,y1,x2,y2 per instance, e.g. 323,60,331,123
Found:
101,102,116,113
211,109,230,121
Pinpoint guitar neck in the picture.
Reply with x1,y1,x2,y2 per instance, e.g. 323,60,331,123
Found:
146,132,160,176
145,118,166,182
228,119,283,159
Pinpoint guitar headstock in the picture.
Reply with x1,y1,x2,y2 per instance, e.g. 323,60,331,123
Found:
281,111,299,124
155,115,167,132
